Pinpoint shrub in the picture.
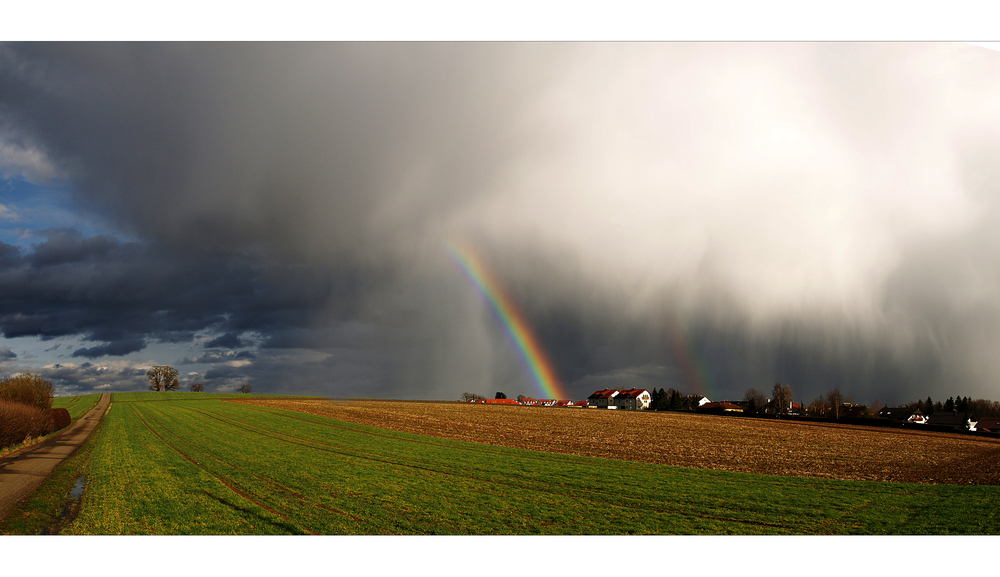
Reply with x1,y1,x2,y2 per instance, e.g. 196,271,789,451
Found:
0,400,54,449
51,407,72,431
0,373,54,411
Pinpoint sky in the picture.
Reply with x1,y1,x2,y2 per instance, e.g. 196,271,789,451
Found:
2,41,1000,406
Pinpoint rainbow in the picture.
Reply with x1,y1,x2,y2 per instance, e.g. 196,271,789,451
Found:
664,320,715,399
445,239,567,400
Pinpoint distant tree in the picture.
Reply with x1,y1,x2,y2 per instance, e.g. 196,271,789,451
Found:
944,396,955,412
147,366,179,392
924,396,933,413
495,392,507,399
651,388,671,411
871,400,883,414
667,388,683,411
238,383,252,394
767,383,792,414
744,388,767,414
957,396,969,413
516,394,526,403
806,396,828,417
826,388,843,418
190,383,204,392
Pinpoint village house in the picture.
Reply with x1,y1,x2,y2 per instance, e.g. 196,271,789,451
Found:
587,389,619,409
615,388,652,410
974,416,1000,432
699,401,744,413
928,411,977,431
587,388,651,410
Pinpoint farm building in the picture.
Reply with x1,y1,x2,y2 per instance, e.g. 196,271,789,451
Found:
574,400,589,408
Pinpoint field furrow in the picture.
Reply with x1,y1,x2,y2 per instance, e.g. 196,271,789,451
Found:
13,392,999,535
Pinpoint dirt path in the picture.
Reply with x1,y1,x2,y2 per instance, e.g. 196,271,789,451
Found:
0,393,111,521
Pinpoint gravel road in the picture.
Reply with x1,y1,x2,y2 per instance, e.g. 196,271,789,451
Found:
0,393,111,521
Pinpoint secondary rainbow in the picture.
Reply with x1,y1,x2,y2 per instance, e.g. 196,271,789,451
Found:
445,239,567,400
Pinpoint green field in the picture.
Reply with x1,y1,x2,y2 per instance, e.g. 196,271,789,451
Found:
4,393,1000,535
53,393,102,421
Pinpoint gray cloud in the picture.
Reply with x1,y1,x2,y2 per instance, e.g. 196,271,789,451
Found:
2,43,1000,405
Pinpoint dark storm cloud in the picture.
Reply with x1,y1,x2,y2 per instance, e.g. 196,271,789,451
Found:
72,338,146,358
2,42,1000,404
204,332,245,349
0,345,15,359
0,224,350,359
177,350,256,365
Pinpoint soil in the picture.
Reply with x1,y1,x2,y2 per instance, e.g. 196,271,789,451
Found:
228,399,1000,486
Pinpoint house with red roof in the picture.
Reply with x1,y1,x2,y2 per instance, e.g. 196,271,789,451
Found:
615,388,652,410
699,401,744,413
484,398,520,405
975,416,1000,432
587,389,620,409
574,400,589,408
587,388,651,410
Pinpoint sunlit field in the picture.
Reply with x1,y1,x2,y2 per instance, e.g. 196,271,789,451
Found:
4,393,1000,535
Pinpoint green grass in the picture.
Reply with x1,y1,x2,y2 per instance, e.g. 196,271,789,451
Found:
4,395,1000,535
53,393,102,421
110,391,318,402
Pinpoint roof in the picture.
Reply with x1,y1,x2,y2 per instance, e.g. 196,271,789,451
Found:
879,406,922,420
616,388,650,399
976,416,1000,429
929,411,976,426
700,401,743,411
588,389,619,400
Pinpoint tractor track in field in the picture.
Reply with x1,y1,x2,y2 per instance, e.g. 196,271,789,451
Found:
127,403,318,534
137,404,366,525
232,399,1000,486
193,405,800,532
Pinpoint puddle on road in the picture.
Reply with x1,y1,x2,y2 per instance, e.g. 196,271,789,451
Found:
42,475,87,535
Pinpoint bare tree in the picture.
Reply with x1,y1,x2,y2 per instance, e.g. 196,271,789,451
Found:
827,388,843,418
147,366,179,392
772,383,793,414
238,383,252,394
807,396,828,417
744,388,767,414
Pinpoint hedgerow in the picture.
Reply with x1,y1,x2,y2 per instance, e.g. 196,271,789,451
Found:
0,374,57,449
0,401,54,449
0,373,54,411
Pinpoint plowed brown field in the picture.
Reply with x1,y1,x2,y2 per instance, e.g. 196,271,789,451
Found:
229,399,1000,486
